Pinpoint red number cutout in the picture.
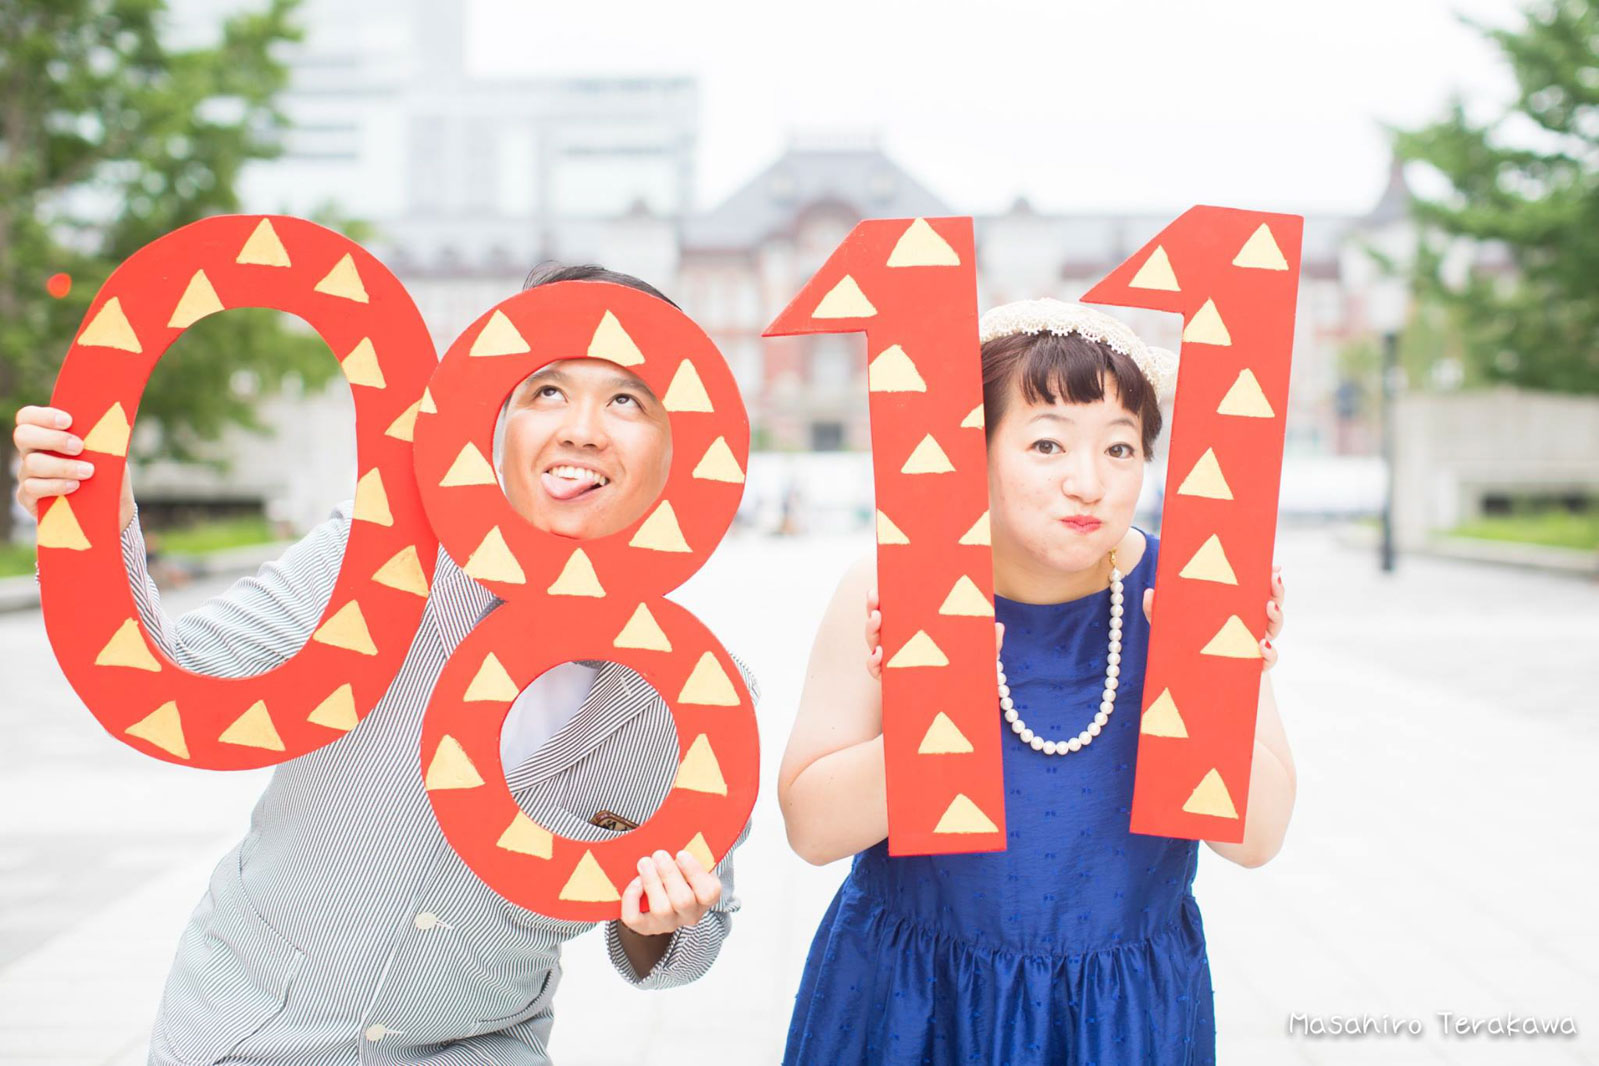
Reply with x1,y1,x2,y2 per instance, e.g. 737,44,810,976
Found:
37,215,439,769
1082,206,1303,842
765,218,1005,856
412,281,758,918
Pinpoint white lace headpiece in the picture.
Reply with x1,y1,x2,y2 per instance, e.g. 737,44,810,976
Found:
978,299,1178,401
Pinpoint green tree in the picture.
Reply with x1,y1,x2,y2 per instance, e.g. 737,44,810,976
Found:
1392,0,1599,395
0,0,337,542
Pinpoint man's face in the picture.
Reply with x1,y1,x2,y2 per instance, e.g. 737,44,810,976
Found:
500,358,673,540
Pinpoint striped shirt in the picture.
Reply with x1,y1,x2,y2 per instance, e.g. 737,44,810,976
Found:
119,504,754,1065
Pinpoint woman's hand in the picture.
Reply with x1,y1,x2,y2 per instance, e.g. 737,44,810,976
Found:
1143,564,1286,670
12,405,135,531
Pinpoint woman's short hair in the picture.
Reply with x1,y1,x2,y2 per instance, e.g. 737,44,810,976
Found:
980,332,1163,459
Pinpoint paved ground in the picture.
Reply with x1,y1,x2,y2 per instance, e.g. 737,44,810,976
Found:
1,526,1596,1065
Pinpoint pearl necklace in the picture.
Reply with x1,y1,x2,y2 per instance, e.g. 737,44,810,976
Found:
998,551,1123,756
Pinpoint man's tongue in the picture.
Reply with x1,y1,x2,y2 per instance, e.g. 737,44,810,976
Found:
541,471,599,501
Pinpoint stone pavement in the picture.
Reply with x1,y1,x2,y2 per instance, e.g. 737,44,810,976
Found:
1,527,1595,1065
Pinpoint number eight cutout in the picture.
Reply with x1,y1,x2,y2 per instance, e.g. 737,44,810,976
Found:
412,281,757,919
765,218,1005,857
1083,206,1303,842
37,215,439,768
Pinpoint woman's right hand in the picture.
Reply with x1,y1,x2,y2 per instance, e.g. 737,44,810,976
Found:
12,405,135,531
864,587,1005,681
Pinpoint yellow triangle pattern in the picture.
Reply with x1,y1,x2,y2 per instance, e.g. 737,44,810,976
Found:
1182,768,1239,819
1176,449,1233,500
219,700,286,751
352,469,392,526
419,387,438,414
546,547,603,596
630,501,691,553
1129,246,1180,291
466,527,527,585
559,850,620,902
1233,224,1289,270
886,630,948,669
236,219,291,267
1180,534,1238,585
876,509,909,546
78,297,141,352
812,275,877,318
126,701,189,759
934,793,998,834
614,603,672,652
663,360,713,412
960,403,984,429
588,309,645,367
673,734,728,795
82,403,132,456
95,619,161,671
167,270,224,328
938,575,992,617
311,601,378,655
1183,299,1232,346
498,812,554,858
867,345,926,392
958,511,991,546
1201,615,1262,660
1217,369,1275,418
340,337,386,389
901,434,955,475
470,309,530,357
314,254,369,302
385,399,422,442
307,683,359,731
692,437,744,483
918,711,974,755
678,651,740,706
440,443,498,487
372,545,429,597
886,218,961,267
683,832,716,873
464,652,521,702
36,497,91,550
1140,688,1188,738
425,735,485,790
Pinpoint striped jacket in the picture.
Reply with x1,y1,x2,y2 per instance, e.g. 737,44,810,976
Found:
120,505,753,1065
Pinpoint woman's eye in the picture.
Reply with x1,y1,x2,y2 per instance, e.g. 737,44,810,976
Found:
1032,440,1061,455
1109,443,1135,458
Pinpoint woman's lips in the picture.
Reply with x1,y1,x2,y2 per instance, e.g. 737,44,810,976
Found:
1061,516,1102,533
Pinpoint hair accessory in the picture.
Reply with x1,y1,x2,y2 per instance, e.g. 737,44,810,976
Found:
978,298,1177,401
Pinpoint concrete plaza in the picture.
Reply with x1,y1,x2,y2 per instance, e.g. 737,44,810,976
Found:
1,527,1596,1065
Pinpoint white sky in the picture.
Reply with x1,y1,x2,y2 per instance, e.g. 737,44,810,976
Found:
468,0,1527,217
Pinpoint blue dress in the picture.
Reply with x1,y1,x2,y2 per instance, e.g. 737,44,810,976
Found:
784,535,1215,1065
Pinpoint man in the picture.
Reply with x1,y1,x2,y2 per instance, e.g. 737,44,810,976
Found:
12,264,753,1064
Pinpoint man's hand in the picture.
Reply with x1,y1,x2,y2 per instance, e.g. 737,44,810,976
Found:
614,849,721,978
13,405,135,531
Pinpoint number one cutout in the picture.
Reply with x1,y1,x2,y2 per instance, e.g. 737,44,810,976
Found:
765,217,1006,857
1083,206,1303,843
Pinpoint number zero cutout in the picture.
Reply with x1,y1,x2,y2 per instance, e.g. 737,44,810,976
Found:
37,215,440,769
411,280,758,919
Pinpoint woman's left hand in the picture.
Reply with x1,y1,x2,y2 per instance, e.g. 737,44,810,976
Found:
1141,564,1286,670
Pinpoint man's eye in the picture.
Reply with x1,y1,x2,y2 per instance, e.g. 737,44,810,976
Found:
536,385,562,400
613,393,638,408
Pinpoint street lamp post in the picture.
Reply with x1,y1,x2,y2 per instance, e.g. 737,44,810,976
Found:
1367,276,1410,575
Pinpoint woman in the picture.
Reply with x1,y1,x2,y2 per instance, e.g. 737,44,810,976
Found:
778,300,1295,1064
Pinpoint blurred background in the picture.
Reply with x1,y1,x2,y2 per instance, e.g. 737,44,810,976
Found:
1,0,1596,1063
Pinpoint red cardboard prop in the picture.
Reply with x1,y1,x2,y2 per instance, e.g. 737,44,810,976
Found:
412,281,758,919
1083,206,1302,842
37,215,438,769
765,218,1006,857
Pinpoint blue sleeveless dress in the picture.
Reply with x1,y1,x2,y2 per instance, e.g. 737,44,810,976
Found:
784,535,1215,1065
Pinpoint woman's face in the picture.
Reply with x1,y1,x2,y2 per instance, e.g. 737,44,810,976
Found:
987,374,1146,577
499,358,673,540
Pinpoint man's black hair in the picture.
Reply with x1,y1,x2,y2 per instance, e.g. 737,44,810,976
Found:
521,261,679,309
